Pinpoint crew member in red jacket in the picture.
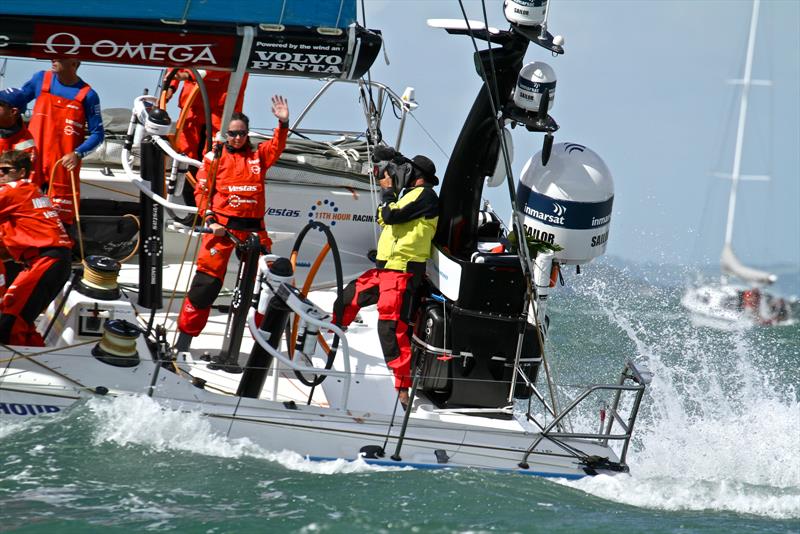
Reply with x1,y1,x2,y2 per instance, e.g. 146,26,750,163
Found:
0,88,40,185
0,150,72,346
0,88,42,291
165,70,249,162
175,96,289,351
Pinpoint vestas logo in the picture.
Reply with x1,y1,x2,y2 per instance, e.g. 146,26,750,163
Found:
42,32,218,64
553,203,566,217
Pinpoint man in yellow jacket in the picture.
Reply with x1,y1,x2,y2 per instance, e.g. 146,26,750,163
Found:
335,155,439,407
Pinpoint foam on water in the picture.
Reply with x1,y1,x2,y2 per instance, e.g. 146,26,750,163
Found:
557,265,800,519
0,417,40,440
84,395,403,475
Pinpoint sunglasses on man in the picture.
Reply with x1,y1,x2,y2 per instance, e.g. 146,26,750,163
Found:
226,130,248,138
0,166,19,175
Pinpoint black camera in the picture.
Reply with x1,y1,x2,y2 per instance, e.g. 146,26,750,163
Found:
373,146,414,194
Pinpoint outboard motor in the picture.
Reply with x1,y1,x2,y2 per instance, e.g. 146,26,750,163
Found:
516,143,614,264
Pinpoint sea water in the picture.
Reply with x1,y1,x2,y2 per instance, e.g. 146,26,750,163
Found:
1,259,798,533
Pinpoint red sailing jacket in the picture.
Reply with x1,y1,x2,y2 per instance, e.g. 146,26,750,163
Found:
195,126,288,221
0,125,40,186
0,179,71,261
27,70,92,224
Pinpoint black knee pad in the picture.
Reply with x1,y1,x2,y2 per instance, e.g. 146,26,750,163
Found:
377,319,400,363
19,255,72,324
187,272,223,309
0,314,17,344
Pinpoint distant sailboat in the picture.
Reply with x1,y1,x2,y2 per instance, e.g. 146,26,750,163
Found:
682,0,792,327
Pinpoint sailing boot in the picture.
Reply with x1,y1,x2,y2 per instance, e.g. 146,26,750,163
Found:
174,331,193,353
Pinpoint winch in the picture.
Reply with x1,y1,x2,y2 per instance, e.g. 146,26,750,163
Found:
91,319,141,367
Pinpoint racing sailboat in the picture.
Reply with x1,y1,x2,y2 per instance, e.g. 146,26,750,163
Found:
0,0,650,477
681,0,793,328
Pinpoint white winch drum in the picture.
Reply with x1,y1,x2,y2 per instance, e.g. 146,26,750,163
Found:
513,61,556,113
504,0,548,27
515,142,614,264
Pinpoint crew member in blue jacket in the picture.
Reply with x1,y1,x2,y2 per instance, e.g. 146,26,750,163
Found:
20,59,104,226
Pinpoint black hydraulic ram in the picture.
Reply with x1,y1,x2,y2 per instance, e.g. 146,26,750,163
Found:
209,232,261,373
137,137,164,311
237,259,294,398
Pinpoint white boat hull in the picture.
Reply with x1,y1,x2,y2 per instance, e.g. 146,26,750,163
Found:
0,348,611,478
682,283,794,328
0,288,631,479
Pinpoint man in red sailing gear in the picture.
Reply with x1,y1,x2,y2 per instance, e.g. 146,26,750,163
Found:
165,70,249,162
0,88,40,185
0,151,72,346
0,88,42,292
20,58,105,227
175,96,289,351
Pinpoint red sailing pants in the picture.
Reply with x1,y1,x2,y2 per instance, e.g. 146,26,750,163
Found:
177,229,271,336
0,251,71,346
336,268,421,390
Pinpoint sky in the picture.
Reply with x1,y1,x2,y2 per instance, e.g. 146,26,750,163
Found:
2,0,799,270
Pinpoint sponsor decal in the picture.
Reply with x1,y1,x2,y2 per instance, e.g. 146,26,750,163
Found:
514,0,548,7
266,207,300,217
564,143,586,154
227,195,257,208
249,30,349,77
231,288,242,309
42,30,218,64
523,224,555,244
227,185,258,192
522,204,564,226
307,199,374,226
591,230,609,247
247,158,261,175
32,196,53,209
0,402,61,416
516,77,555,95
517,184,613,230
0,20,235,69
429,259,448,280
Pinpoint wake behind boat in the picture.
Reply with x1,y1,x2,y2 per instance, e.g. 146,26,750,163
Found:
0,0,651,478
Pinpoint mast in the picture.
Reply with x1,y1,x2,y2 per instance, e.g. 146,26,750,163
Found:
723,0,760,247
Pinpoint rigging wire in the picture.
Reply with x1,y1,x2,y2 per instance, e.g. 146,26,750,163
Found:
406,112,450,160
